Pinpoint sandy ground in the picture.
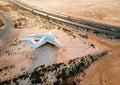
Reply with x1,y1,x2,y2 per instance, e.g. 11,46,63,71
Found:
19,0,120,84
81,48,120,85
20,28,101,62
21,0,120,27
0,1,104,81
0,0,120,84
0,26,103,81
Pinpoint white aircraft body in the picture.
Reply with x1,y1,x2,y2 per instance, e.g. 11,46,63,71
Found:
19,31,64,48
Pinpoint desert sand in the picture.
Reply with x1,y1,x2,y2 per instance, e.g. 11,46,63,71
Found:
0,26,103,81
0,1,104,81
18,0,120,84
21,0,120,27
0,0,120,84
81,48,120,85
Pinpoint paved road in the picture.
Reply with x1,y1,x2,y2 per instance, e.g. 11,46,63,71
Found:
11,0,120,37
0,12,14,39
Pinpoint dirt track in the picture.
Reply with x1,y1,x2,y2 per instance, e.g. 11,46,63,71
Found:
0,1,103,81
19,0,120,84
0,0,120,84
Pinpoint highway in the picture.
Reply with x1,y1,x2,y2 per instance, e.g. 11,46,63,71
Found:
10,0,120,39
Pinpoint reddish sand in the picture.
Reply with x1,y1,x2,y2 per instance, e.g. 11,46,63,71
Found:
20,28,102,63
21,0,120,27
0,27,103,81
81,48,120,85
0,1,120,84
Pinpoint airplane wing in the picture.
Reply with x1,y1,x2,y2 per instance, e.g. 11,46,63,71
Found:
19,36,47,48
24,34,43,38
30,36,47,48
46,37,64,47
19,38,37,48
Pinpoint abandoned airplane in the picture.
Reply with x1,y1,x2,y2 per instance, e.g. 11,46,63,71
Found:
19,31,64,48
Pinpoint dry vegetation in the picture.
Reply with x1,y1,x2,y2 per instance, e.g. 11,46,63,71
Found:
0,0,102,83
22,0,120,27
0,0,120,85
